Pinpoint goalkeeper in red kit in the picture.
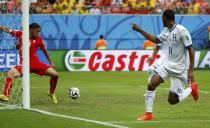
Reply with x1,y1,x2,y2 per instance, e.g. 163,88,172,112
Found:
0,23,59,103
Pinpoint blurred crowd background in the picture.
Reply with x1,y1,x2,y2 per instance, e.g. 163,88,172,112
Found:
0,0,209,14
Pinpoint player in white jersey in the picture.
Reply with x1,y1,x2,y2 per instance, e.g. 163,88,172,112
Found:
147,44,163,82
131,9,199,121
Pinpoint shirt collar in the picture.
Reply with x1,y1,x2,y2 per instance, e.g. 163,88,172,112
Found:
169,24,177,32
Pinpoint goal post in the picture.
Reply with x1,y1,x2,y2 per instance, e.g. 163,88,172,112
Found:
22,0,30,109
0,0,30,109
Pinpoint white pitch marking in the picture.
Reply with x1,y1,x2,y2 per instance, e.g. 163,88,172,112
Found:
0,103,129,128
30,108,129,128
1,102,209,125
108,120,210,124
0,102,129,128
199,90,210,94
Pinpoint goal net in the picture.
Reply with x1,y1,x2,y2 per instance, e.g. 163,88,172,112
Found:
0,0,29,109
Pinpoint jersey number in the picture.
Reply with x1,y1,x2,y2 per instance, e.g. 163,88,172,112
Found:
169,47,173,55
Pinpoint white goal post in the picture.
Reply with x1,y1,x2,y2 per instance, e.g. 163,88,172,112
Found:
22,0,30,109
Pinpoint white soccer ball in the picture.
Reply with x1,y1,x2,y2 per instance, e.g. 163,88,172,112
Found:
69,87,80,99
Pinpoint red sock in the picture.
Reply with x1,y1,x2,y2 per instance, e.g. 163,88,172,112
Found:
4,78,13,97
49,76,58,94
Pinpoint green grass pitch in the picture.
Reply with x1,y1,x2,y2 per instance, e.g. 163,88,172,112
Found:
0,70,210,128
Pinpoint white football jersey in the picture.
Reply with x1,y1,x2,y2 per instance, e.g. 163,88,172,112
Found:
157,24,191,73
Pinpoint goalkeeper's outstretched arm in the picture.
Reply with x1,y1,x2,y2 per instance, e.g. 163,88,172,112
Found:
39,42,55,68
131,23,159,44
43,49,55,68
0,26,11,33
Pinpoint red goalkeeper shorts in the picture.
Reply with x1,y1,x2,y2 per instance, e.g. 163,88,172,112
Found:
15,61,52,76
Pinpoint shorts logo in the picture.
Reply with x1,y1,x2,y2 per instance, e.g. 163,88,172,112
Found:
65,51,86,71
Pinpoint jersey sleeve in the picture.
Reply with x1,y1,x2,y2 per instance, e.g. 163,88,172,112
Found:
157,27,169,43
10,30,22,38
156,43,162,48
180,29,192,48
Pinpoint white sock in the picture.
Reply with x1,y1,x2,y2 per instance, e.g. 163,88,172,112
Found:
178,87,192,102
145,90,156,113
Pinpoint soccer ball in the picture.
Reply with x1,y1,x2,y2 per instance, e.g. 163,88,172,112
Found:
69,87,80,100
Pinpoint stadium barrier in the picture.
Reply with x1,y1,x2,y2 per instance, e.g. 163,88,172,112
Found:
0,15,210,50
1,50,209,72
64,50,158,71
63,50,210,71
0,50,19,72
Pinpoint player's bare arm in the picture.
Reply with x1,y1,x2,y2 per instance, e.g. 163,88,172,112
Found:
147,45,160,63
42,48,55,68
131,23,159,44
0,26,11,33
187,47,195,83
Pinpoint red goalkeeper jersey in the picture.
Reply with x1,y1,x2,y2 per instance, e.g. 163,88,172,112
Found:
10,30,46,65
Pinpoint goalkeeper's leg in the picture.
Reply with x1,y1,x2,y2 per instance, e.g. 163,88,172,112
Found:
0,67,21,102
45,67,59,104
31,62,59,104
